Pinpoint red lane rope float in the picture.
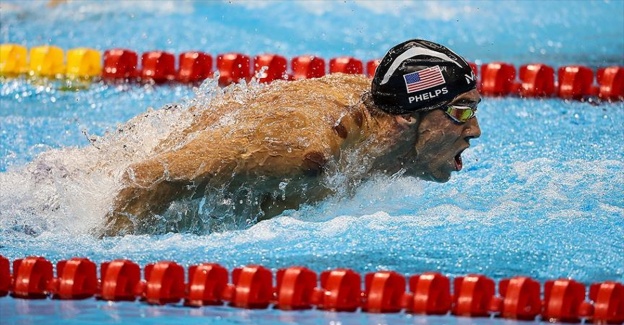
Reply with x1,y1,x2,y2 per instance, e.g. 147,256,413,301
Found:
558,66,595,100
496,276,542,320
11,256,53,299
480,62,517,96
452,274,496,317
216,53,251,86
317,268,362,312
1,255,623,323
274,266,317,310
330,56,364,75
186,263,228,307
0,255,11,297
102,48,139,80
362,270,405,313
100,259,141,301
140,51,176,83
253,54,287,84
518,64,556,98
141,261,186,305
178,51,213,83
50,257,98,300
406,272,452,315
0,44,623,101
291,55,327,80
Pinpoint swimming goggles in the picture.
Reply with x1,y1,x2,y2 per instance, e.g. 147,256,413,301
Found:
442,105,477,123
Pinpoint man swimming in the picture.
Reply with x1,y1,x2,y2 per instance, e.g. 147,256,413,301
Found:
103,39,482,236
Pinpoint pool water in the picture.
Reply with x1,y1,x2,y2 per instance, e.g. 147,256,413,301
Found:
1,1,623,324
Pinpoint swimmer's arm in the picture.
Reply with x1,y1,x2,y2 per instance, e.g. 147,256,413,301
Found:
104,128,338,235
104,131,238,235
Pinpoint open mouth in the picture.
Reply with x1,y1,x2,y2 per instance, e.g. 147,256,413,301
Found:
454,150,464,171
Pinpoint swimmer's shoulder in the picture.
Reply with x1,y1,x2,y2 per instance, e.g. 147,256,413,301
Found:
282,73,370,97
253,73,369,113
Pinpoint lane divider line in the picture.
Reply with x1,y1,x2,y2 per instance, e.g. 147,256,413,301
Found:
0,44,622,101
1,255,622,323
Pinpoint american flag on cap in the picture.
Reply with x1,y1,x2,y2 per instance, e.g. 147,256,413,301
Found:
403,66,446,93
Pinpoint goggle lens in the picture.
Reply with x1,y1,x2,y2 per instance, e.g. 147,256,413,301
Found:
444,105,476,123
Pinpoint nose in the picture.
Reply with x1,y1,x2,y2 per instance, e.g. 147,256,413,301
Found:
463,116,481,140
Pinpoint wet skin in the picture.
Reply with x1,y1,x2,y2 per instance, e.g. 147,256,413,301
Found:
103,75,482,235
408,89,482,182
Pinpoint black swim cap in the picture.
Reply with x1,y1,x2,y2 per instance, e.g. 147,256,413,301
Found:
371,39,477,115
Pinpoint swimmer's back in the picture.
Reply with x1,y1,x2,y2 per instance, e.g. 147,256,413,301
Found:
105,74,372,233
186,73,370,134
155,74,371,177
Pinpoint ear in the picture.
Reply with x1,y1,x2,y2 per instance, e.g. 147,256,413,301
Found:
394,114,418,128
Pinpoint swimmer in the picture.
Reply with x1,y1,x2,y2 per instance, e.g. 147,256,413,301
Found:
103,39,482,236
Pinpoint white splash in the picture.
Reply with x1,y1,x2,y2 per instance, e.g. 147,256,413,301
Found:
0,76,229,236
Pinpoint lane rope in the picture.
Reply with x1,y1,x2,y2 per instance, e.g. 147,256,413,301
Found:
1,255,622,323
1,44,622,101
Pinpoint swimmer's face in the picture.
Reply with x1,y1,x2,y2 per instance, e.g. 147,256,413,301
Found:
408,89,482,182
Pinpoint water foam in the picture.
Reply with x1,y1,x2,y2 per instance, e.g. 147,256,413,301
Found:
2,73,365,237
0,76,245,236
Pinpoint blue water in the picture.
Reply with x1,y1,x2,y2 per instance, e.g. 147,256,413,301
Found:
1,1,623,324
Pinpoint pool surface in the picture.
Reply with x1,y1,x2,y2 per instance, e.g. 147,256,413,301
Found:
1,1,623,324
